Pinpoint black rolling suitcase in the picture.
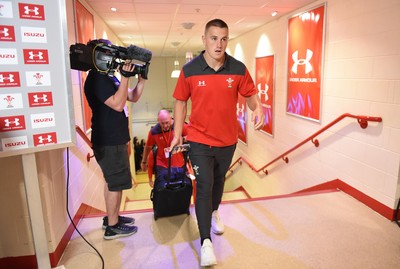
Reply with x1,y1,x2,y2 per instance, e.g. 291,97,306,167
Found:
150,145,193,220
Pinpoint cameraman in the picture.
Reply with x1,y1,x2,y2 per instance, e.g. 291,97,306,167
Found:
84,39,146,240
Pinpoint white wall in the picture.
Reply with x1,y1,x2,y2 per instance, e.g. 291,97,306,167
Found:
226,0,400,209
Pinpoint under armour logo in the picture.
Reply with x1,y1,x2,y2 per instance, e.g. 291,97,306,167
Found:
198,81,206,87
0,74,14,83
28,51,43,60
24,6,40,15
0,27,9,37
38,135,53,144
291,49,313,74
300,11,320,23
33,94,47,102
257,83,269,102
4,118,20,127
236,103,245,118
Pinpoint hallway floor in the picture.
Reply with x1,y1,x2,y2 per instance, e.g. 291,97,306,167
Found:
57,191,400,269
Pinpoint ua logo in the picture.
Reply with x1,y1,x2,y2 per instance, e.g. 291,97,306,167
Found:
0,27,9,37
24,6,40,15
38,135,53,144
28,51,44,60
0,74,14,83
33,94,48,102
291,49,313,74
4,118,20,127
257,83,269,102
236,103,245,118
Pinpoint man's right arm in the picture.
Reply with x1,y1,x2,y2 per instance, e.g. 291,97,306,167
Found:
141,145,152,171
169,99,187,150
141,130,154,171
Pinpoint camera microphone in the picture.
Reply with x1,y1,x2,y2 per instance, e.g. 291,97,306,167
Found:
127,45,152,63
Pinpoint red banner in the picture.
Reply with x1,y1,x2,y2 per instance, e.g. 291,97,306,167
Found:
75,0,94,132
256,55,274,135
287,4,325,121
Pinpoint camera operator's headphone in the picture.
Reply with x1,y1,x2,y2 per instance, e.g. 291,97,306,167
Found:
87,39,114,74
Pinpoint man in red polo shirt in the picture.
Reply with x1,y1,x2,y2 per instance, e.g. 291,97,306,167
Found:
141,109,187,176
169,19,264,266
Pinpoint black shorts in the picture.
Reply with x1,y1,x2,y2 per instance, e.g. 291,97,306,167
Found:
93,144,132,191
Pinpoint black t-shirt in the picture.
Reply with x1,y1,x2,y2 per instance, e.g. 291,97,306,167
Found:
84,70,130,146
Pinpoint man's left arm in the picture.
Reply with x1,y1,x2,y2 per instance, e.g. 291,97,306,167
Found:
246,94,264,130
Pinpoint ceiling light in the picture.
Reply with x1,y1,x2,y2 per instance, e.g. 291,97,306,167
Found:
272,11,278,17
186,52,193,63
171,60,180,78
171,41,181,48
182,22,195,30
111,7,117,12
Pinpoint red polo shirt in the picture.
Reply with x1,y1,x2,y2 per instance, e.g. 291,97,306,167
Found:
173,52,257,146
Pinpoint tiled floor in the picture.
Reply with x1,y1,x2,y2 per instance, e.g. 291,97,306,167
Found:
58,191,400,269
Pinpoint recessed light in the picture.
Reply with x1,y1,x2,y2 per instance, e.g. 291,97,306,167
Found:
111,7,117,12
182,22,195,30
272,11,278,17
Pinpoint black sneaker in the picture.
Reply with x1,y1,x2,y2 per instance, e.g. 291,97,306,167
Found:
103,222,138,240
102,215,135,230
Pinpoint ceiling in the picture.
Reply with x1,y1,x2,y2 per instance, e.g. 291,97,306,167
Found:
84,0,318,58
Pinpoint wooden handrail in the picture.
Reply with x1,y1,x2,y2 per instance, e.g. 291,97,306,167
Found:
75,125,93,162
75,125,132,161
229,113,382,175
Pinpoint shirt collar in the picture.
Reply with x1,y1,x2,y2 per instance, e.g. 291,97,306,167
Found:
199,50,229,72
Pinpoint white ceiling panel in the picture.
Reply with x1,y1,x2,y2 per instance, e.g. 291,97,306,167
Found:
85,0,318,57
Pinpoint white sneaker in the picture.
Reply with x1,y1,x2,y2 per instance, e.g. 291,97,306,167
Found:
211,210,224,235
200,239,217,266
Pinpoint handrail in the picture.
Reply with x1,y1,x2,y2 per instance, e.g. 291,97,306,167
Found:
229,113,382,175
75,125,93,162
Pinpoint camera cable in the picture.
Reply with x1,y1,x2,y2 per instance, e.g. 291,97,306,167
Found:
66,147,105,269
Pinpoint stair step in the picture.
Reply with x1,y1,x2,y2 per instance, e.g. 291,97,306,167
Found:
221,190,249,202
124,199,154,211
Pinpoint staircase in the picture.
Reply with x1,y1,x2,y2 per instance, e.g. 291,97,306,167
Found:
59,190,400,268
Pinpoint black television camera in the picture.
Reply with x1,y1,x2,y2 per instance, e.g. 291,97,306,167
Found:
69,39,152,79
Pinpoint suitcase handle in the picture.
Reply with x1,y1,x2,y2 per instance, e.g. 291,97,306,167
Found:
167,144,190,182
165,180,187,190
